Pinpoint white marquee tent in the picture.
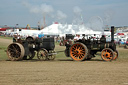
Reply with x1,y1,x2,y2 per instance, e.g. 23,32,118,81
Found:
40,23,102,37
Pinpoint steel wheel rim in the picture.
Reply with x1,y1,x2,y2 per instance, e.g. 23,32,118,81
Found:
7,43,24,61
101,48,113,61
48,55,55,60
70,43,86,61
113,50,118,60
48,51,55,60
37,49,48,60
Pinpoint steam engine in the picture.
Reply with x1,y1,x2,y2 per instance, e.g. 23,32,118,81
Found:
65,26,118,61
7,37,55,61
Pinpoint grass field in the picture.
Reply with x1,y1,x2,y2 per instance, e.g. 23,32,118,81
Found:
0,36,12,39
0,37,128,85
0,36,12,60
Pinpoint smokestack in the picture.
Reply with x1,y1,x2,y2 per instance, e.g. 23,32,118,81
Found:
111,26,114,42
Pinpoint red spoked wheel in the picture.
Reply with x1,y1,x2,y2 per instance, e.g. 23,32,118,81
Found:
113,50,118,60
70,43,88,61
101,48,114,61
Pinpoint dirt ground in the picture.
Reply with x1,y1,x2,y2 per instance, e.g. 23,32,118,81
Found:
0,38,128,85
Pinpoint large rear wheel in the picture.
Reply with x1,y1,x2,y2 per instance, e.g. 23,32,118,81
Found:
7,43,25,61
70,42,88,61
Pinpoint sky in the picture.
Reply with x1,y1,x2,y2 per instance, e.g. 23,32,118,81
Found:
0,0,128,27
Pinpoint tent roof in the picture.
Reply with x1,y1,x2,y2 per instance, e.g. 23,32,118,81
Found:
40,23,102,35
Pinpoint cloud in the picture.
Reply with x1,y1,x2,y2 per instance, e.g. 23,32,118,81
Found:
73,6,82,15
30,6,40,13
103,9,115,24
22,1,31,8
1,0,127,27
56,10,67,20
22,1,54,14
72,6,83,25
40,4,54,14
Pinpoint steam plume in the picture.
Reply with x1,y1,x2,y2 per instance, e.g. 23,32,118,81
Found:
56,10,67,20
103,9,115,25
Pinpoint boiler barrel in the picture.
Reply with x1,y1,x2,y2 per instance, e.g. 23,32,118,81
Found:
27,37,55,51
42,37,55,50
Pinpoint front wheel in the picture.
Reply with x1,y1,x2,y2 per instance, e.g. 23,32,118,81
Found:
101,48,114,61
47,50,56,60
113,50,118,60
37,49,48,61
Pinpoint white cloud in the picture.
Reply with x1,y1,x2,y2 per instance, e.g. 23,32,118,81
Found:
73,6,82,15
22,1,54,14
40,4,54,14
56,10,67,20
0,0,128,27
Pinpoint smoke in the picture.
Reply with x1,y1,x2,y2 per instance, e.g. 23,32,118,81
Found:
56,10,67,20
88,16,104,31
103,9,115,25
73,6,82,15
72,6,84,33
40,4,54,14
73,6,83,24
58,24,68,34
22,1,68,26
22,1,31,8
22,1,55,27
22,2,107,34
30,6,40,13
55,10,67,25
22,1,54,14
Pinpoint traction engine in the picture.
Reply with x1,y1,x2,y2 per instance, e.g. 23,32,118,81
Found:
7,36,55,61
65,26,118,61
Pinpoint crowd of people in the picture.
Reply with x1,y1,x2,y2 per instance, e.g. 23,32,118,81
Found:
1,32,128,48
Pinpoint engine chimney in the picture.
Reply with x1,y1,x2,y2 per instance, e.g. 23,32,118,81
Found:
111,26,114,42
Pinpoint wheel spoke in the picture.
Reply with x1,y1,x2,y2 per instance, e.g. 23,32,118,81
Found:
70,43,88,61
8,48,14,51
101,48,114,61
7,43,24,61
105,50,107,52
37,49,48,61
